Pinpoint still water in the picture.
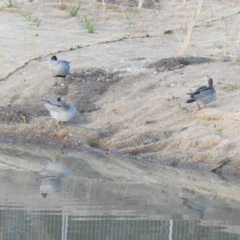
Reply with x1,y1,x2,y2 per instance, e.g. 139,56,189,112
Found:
0,141,240,240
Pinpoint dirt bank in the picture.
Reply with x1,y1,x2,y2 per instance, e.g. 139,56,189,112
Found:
1,0,240,173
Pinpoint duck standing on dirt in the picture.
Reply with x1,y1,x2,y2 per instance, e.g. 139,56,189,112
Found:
44,97,76,122
186,78,217,109
48,55,70,80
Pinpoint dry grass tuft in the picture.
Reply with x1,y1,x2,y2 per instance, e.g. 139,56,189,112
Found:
179,0,202,55
222,16,240,62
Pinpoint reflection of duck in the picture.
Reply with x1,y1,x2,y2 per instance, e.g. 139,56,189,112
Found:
180,189,209,219
43,97,76,122
48,55,70,80
181,196,208,212
40,177,62,198
39,160,73,178
38,160,72,198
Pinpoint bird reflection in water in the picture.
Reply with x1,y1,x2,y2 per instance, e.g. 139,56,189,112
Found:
180,188,209,219
37,160,73,198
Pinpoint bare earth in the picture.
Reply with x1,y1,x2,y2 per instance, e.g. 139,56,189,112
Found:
1,0,240,173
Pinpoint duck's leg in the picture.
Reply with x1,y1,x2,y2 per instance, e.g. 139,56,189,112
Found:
55,76,58,86
198,103,202,110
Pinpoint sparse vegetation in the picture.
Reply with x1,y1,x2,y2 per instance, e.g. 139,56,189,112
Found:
120,5,135,28
3,0,17,8
81,16,98,33
227,13,234,23
126,14,134,28
21,10,31,21
12,113,28,124
215,127,223,135
179,0,202,55
222,15,240,62
68,4,80,17
21,10,42,27
33,17,42,27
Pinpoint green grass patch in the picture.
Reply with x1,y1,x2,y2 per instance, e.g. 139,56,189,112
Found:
81,16,98,33
21,10,31,21
33,17,42,27
68,4,80,17
21,10,42,27
3,0,17,8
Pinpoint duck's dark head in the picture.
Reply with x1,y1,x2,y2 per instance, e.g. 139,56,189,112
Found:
57,97,61,102
51,55,57,61
41,193,47,198
208,78,213,87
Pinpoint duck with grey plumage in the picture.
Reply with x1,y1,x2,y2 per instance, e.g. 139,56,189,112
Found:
186,78,217,109
48,55,70,81
43,97,76,122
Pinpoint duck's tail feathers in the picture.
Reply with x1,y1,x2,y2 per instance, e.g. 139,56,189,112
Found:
186,99,197,103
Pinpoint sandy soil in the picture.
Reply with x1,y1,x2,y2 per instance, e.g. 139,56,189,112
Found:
1,0,240,173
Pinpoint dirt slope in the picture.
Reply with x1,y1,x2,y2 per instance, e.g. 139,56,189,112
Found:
1,0,240,173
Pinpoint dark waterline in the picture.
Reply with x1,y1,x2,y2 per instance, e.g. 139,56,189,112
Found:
0,135,231,174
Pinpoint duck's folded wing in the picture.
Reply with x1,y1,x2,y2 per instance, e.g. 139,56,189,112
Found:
192,88,212,99
44,101,68,112
187,86,208,97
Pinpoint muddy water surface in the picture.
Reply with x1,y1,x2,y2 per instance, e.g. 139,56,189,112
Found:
0,140,240,239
